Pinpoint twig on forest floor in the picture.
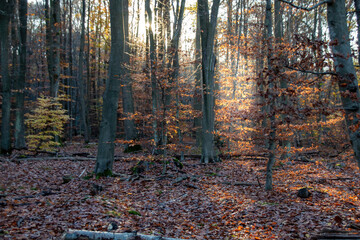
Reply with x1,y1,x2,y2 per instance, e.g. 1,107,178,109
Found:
78,168,87,178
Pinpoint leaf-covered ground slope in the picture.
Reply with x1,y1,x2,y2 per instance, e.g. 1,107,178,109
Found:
1,148,360,239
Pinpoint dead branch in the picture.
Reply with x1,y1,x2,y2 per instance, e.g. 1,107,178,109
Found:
221,181,259,186
184,183,198,189
13,157,96,161
279,0,332,11
172,175,189,184
285,65,336,76
63,229,191,240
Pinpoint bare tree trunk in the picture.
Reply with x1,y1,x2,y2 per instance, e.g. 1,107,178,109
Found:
265,0,276,191
355,0,360,65
193,10,202,147
145,0,159,152
327,0,360,168
49,0,61,98
121,0,137,142
198,0,221,163
66,0,74,141
78,0,90,143
13,0,27,149
95,0,127,176
0,2,13,154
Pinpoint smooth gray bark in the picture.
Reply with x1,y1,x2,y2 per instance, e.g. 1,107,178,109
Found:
168,0,186,158
281,0,360,169
77,0,90,143
327,0,360,168
66,0,74,140
355,0,360,65
198,0,221,163
275,0,290,159
49,0,61,98
95,0,127,175
265,0,276,191
193,10,202,146
121,0,137,142
0,2,13,154
145,0,159,150
14,0,27,149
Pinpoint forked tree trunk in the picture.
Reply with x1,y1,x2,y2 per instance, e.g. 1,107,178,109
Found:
327,0,360,168
95,0,127,175
198,0,220,163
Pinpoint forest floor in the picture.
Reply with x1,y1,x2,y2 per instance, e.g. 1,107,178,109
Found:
1,143,360,239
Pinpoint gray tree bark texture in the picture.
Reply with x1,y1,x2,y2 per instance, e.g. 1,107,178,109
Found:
78,0,91,143
327,0,360,168
49,0,61,98
0,2,13,154
193,10,202,147
95,0,127,175
14,0,27,149
265,0,277,191
121,0,137,142
355,0,360,65
145,0,159,151
198,0,220,163
275,0,291,159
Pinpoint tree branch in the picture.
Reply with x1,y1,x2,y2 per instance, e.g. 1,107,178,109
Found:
285,65,337,76
279,0,332,11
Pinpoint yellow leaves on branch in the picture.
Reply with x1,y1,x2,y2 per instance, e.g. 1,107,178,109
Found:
25,95,70,152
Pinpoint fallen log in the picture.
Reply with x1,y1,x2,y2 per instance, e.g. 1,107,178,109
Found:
62,229,192,240
13,157,96,161
312,229,360,239
221,181,259,186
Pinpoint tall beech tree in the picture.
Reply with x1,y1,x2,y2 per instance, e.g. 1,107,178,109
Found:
47,0,61,98
198,0,221,163
145,0,159,151
279,0,360,168
327,0,360,168
121,0,137,143
0,0,14,154
14,0,28,149
95,0,128,175
78,0,91,143
193,10,202,146
264,0,276,190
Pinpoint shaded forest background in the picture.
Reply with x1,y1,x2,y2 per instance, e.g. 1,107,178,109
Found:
1,0,357,164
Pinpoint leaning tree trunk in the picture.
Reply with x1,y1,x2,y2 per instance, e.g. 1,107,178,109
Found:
14,0,27,149
0,4,12,154
198,0,220,163
95,0,126,176
327,0,360,168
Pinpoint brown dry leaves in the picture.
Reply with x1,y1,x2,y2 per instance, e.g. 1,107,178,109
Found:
1,147,360,239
